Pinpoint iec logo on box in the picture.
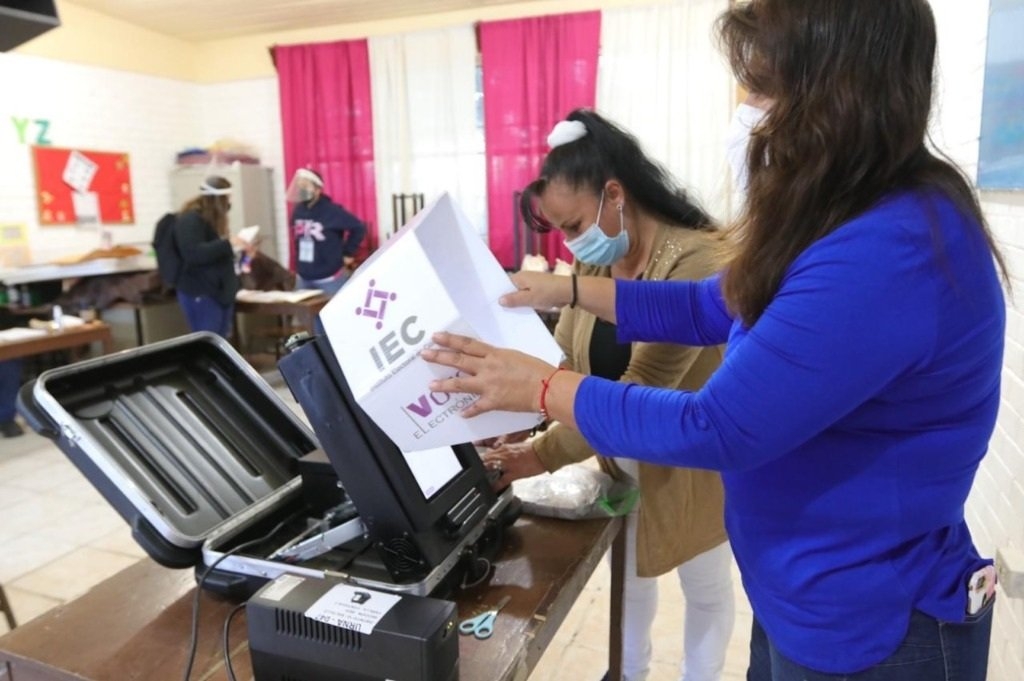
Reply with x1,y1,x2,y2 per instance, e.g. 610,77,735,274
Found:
318,193,562,451
352,276,475,441
355,279,398,332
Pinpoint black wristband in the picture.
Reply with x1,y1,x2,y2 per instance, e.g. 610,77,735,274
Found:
569,273,578,309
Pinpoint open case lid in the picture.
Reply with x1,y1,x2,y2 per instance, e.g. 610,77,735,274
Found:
19,332,317,567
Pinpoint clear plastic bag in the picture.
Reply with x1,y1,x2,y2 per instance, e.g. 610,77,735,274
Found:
512,463,639,520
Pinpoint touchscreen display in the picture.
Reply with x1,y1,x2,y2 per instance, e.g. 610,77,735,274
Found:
401,445,464,499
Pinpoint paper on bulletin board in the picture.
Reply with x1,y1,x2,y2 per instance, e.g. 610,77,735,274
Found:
319,193,564,451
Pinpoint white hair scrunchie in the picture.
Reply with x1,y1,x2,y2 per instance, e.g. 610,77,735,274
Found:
199,180,231,196
547,120,588,149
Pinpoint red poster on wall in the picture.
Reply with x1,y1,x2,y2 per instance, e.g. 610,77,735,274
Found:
32,146,135,226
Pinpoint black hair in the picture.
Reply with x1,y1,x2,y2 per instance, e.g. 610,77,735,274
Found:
519,109,714,233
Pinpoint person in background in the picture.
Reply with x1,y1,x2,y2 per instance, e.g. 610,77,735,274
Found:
0,360,23,438
174,176,251,338
288,168,366,297
1,307,24,438
486,109,734,681
424,1,1006,679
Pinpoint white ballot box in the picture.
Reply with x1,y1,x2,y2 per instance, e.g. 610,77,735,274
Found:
319,193,563,451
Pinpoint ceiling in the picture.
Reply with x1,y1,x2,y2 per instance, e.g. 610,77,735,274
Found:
69,0,546,41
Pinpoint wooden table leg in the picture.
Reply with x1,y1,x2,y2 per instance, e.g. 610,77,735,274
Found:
100,328,114,356
608,519,626,681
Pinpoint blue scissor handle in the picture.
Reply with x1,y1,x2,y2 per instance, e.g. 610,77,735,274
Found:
461,612,496,638
459,596,510,639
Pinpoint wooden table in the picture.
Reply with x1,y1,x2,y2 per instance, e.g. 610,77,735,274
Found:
0,322,113,362
0,515,624,681
234,295,330,335
234,295,331,356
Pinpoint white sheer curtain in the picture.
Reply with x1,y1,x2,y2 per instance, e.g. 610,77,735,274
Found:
369,26,487,243
597,0,736,222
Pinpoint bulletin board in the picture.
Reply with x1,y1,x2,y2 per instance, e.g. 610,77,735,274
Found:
32,146,135,225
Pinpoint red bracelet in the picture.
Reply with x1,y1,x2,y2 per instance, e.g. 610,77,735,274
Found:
539,367,565,420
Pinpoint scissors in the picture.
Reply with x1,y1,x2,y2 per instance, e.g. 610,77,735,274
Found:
459,595,511,639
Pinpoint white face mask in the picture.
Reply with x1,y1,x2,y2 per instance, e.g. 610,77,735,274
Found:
725,103,768,196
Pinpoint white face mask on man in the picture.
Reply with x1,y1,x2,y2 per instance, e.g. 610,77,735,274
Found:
725,103,768,196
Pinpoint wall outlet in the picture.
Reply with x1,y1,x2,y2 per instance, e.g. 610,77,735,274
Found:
995,546,1024,599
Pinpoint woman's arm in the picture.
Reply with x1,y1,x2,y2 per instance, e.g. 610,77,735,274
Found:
502,272,732,346
535,254,724,471
426,221,947,472
502,272,617,323
333,205,366,257
564,241,939,471
616,274,733,346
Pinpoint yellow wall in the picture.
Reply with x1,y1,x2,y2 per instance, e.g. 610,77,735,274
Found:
14,1,196,81
197,0,645,82
13,0,661,83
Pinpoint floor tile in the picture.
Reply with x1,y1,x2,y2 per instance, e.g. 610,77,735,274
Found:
0,494,91,537
89,526,148,559
0,428,53,460
34,502,126,547
549,641,609,681
0,534,77,583
10,546,139,602
5,460,92,493
46,476,107,506
0,484,35,513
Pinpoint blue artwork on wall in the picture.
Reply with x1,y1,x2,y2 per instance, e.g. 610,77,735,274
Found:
979,0,1024,190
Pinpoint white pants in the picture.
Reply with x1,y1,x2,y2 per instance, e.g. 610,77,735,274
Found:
612,512,735,681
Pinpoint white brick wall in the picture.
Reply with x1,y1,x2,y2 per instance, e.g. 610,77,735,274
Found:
978,196,1024,681
930,1,1024,678
0,56,291,266
0,52,198,262
196,77,290,260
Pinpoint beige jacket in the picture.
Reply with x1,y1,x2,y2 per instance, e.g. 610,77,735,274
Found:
532,224,727,577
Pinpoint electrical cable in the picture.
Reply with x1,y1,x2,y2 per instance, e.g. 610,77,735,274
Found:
182,513,299,681
222,602,247,681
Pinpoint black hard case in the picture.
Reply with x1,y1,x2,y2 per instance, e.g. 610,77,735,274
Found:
18,332,510,598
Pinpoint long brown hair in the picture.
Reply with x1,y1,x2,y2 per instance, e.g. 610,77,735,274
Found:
179,175,232,237
717,0,1008,326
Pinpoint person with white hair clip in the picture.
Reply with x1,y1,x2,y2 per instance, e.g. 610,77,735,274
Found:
288,167,366,297
486,109,735,681
173,175,251,337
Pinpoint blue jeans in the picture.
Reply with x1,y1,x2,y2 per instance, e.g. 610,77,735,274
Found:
0,360,22,423
747,601,994,681
177,291,234,339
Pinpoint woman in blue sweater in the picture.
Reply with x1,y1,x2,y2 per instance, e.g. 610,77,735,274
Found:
423,1,1007,679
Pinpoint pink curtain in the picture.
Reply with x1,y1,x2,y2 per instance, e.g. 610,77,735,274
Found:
274,40,378,269
480,12,601,269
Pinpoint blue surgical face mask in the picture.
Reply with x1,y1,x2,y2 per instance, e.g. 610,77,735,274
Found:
564,191,629,266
